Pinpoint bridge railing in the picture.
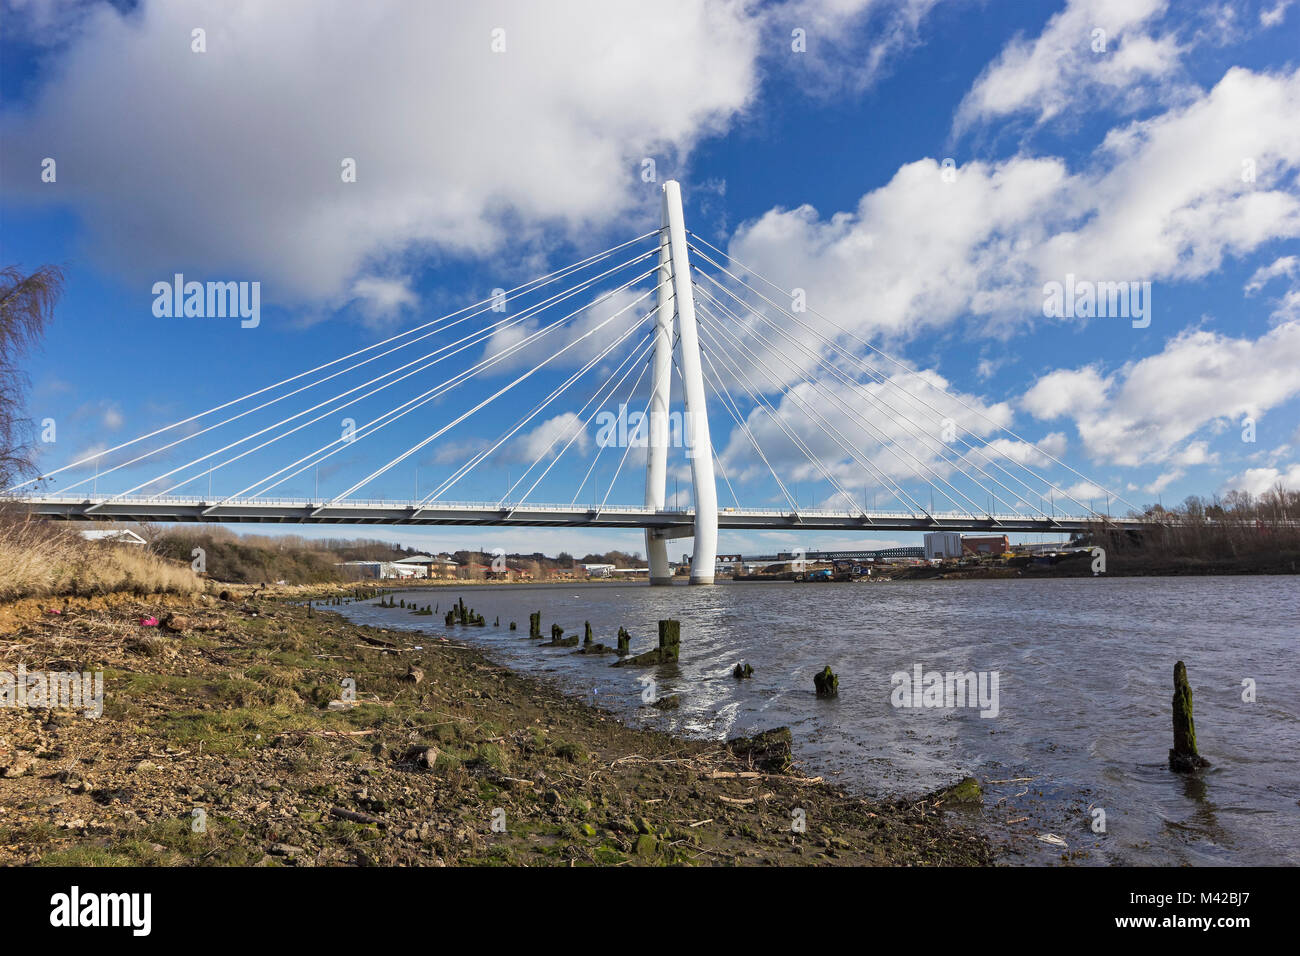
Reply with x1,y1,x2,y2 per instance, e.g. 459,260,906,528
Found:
9,492,1120,523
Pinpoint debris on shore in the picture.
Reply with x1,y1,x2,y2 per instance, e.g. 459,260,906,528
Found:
0,587,992,867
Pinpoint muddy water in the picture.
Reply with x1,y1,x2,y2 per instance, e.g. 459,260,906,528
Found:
337,576,1300,866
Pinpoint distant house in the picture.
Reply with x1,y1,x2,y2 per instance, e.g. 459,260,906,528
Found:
582,563,616,578
80,529,147,547
429,555,461,578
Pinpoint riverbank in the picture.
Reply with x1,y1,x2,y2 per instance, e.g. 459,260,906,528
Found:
0,586,993,866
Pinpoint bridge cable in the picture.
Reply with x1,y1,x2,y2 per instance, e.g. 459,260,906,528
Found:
695,306,904,514
678,355,742,510
67,248,664,499
698,339,798,511
425,314,658,506
503,332,657,510
689,256,1089,520
692,268,1044,519
327,278,672,503
571,329,678,506
696,283,986,515
686,231,1136,514
697,298,961,515
221,270,669,502
7,231,659,493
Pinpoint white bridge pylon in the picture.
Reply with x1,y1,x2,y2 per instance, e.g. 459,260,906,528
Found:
645,181,718,585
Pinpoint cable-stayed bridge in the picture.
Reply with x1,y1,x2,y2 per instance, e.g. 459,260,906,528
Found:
7,182,1146,584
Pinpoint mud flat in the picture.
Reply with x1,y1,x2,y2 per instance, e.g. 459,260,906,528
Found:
0,587,991,866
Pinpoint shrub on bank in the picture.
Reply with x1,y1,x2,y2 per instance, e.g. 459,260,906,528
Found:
0,513,201,601
152,529,342,585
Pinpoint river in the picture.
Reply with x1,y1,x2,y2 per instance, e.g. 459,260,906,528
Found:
337,575,1300,866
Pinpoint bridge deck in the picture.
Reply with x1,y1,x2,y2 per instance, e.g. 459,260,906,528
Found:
11,495,1140,534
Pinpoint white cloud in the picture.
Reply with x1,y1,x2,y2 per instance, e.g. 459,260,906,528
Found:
1144,468,1183,493
510,412,590,465
722,67,1300,345
1222,462,1300,495
1022,321,1300,467
2,0,762,306
713,367,1027,511
953,0,1184,134
1245,255,1300,323
1060,479,1105,502
777,0,948,94
1244,255,1298,293
1023,368,1109,419
350,276,418,323
1260,0,1293,27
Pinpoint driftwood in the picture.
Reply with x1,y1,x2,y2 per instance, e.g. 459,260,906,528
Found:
330,806,384,826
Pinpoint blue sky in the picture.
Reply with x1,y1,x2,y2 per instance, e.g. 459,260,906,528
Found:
2,0,1299,557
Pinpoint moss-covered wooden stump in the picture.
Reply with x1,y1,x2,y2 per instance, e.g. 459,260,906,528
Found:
528,612,541,639
616,626,631,656
814,665,838,698
733,662,753,679
613,619,681,667
584,621,594,647
1169,660,1210,773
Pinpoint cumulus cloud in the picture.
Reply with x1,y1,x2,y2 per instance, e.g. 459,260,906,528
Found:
1222,462,1300,495
2,0,762,307
953,0,1185,134
1022,321,1300,468
712,367,1039,512
1260,0,1293,28
509,411,590,465
1244,255,1298,293
350,276,419,324
722,66,1300,344
776,0,948,94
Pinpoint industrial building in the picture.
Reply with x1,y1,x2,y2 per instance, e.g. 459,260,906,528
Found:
923,531,963,560
962,535,1009,555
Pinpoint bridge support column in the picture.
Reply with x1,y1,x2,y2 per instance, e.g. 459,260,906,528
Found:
661,181,717,585
645,197,675,586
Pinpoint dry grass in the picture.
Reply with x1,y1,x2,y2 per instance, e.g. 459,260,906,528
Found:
0,513,201,601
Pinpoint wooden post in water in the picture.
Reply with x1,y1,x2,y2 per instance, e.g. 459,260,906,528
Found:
814,666,839,698
1169,660,1210,772
657,619,680,662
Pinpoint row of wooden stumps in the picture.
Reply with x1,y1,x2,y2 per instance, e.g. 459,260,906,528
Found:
519,612,673,661
442,596,487,627
308,587,383,616
435,594,1206,771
